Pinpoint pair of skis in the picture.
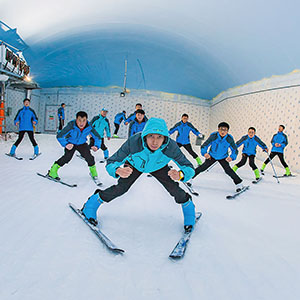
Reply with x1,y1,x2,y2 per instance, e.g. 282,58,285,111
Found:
69,202,202,259
37,172,102,188
184,181,250,199
5,153,42,160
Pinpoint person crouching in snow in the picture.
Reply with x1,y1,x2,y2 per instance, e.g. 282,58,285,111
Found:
80,118,197,233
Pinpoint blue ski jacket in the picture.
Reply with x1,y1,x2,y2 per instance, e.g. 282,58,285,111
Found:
58,107,65,120
128,118,147,138
125,111,148,123
14,106,38,131
271,132,288,153
57,120,101,148
236,135,267,156
91,114,111,138
114,112,126,125
201,131,238,160
169,121,201,145
106,118,195,181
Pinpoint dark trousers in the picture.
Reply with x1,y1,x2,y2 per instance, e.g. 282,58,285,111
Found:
58,119,64,130
263,152,288,168
14,131,37,147
90,137,107,151
56,143,95,167
114,123,120,135
194,157,242,184
98,164,191,204
236,154,257,170
177,143,198,159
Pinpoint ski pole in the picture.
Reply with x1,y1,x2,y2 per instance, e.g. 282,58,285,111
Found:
264,151,280,184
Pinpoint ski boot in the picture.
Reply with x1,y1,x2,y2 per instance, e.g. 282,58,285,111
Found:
181,198,195,233
81,190,103,226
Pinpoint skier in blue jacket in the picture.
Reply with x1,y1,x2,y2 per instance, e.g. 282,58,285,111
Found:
9,98,39,157
169,114,203,165
57,103,65,131
232,127,268,181
48,111,101,180
113,110,126,138
193,122,244,192
124,103,148,125
80,118,197,233
128,109,147,138
90,108,111,160
261,125,291,176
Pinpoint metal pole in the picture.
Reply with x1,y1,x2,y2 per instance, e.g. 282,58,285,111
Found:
265,151,280,184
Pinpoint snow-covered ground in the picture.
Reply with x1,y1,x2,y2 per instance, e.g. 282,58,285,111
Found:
1,133,300,300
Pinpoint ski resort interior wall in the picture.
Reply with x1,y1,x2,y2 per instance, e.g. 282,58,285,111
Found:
4,87,211,143
4,72,300,173
210,72,300,173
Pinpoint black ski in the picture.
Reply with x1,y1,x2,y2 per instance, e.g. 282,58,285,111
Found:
5,153,23,160
183,182,199,196
29,153,42,160
252,177,262,184
69,203,124,254
273,175,296,178
37,172,77,188
169,212,202,259
226,185,250,199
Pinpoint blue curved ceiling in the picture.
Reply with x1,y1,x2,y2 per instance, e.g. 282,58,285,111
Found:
1,0,300,99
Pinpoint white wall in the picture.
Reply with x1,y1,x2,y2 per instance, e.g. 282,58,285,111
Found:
36,87,210,143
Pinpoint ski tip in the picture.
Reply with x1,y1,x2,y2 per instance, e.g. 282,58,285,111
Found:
169,255,183,260
196,211,202,219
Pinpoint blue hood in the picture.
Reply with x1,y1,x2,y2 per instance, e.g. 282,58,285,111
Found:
141,118,170,150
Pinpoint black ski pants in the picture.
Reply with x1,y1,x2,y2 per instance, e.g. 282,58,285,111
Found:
114,123,120,135
177,143,198,159
97,163,191,204
58,118,64,131
56,143,95,167
90,137,107,151
236,154,257,170
263,151,288,168
194,157,242,184
14,131,37,147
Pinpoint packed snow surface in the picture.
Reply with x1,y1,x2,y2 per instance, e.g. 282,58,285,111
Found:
1,134,300,300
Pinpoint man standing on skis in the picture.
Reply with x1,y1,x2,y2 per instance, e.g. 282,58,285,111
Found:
193,122,245,192
169,113,203,166
9,98,39,158
90,108,111,160
261,125,292,176
232,127,268,181
80,118,197,233
48,111,101,181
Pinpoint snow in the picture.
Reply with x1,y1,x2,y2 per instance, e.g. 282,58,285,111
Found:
1,134,300,300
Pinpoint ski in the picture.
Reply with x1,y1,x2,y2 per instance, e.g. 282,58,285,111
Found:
226,185,250,199
183,182,199,197
29,153,42,160
90,174,103,186
252,177,263,184
37,172,77,188
169,212,202,259
69,202,124,254
273,175,296,178
5,153,23,160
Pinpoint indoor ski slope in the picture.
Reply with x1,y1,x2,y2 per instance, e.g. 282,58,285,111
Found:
0,134,299,300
